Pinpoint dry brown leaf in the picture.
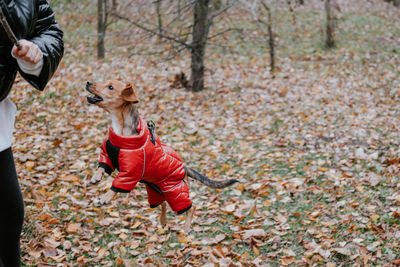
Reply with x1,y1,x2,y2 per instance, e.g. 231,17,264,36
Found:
274,214,288,224
280,256,295,266
241,229,266,240
59,174,80,183
66,223,80,234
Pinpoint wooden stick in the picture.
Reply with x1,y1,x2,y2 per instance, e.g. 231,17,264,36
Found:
0,6,21,49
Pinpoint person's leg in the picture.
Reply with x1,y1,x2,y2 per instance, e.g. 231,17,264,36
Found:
0,147,24,267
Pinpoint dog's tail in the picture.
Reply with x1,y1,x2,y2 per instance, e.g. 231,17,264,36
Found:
185,166,240,189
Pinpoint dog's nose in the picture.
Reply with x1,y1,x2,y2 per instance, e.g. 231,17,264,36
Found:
86,81,93,89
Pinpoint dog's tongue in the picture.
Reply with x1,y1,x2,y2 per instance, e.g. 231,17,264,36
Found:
136,119,142,132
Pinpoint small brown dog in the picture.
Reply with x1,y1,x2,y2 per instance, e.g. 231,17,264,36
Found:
85,80,239,232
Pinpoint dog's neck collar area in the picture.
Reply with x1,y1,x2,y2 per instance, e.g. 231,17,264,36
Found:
108,117,149,149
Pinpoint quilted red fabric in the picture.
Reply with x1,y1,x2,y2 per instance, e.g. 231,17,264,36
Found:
98,117,191,212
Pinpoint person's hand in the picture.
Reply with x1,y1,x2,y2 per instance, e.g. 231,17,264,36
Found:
12,39,43,64
90,167,105,184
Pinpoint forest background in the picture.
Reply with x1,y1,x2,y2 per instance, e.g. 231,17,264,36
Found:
10,0,400,266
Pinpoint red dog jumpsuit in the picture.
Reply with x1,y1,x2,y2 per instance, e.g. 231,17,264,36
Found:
98,117,192,214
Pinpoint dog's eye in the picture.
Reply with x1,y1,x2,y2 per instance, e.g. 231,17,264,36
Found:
108,85,114,90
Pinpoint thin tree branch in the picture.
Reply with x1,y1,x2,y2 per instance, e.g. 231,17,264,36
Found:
208,1,236,22
112,11,192,49
206,27,242,40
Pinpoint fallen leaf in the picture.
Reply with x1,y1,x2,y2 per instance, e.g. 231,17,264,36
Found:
280,256,294,266
242,229,266,240
66,223,80,234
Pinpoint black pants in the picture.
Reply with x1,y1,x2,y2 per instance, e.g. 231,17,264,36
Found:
0,147,24,267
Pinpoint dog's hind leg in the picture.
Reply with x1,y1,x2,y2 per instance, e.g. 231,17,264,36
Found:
183,171,195,233
160,202,167,227
184,205,196,233
184,171,190,188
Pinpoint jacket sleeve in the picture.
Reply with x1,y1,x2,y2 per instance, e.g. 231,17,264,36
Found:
111,171,141,193
110,151,143,193
1,0,64,90
22,0,64,90
98,139,114,175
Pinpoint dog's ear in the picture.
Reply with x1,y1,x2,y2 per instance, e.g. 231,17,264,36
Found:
121,83,139,103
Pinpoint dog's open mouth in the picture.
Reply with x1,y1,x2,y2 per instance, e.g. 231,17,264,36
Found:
86,83,103,104
86,94,103,104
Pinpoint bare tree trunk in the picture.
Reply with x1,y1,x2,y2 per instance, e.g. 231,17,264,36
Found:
261,2,275,74
190,0,210,91
156,0,163,36
178,0,181,17
112,0,117,12
267,11,274,74
325,0,335,48
97,0,107,59
287,0,297,26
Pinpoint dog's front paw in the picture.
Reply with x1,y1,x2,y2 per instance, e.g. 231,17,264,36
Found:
92,197,102,207
90,167,105,184
99,190,117,205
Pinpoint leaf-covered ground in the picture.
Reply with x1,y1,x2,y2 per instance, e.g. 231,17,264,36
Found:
10,0,400,266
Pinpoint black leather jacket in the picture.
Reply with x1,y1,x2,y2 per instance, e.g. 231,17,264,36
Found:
0,0,64,101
